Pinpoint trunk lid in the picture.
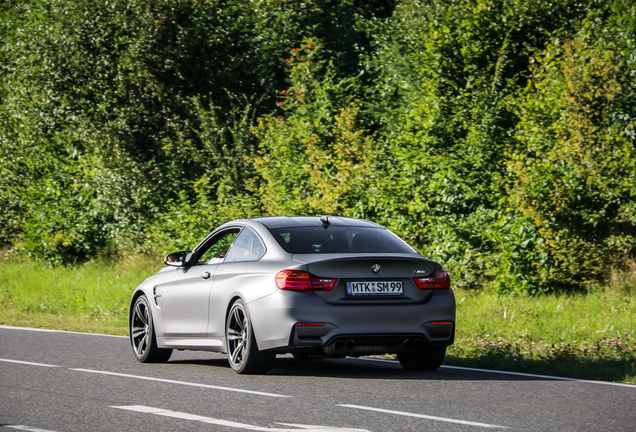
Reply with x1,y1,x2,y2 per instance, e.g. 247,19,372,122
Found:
292,253,439,305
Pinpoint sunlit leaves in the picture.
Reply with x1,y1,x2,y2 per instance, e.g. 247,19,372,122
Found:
508,4,636,290
1,0,634,295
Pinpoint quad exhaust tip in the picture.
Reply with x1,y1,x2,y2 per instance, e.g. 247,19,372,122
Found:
326,337,423,354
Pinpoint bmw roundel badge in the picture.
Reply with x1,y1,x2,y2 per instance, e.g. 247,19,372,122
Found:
372,264,381,274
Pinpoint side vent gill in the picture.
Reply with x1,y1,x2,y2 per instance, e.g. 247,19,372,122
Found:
153,286,161,306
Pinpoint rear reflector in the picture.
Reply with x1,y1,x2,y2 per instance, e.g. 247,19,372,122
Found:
431,321,453,325
276,270,336,291
414,269,451,290
296,323,325,327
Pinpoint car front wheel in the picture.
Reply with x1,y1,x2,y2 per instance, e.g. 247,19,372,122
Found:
226,299,275,374
130,295,172,363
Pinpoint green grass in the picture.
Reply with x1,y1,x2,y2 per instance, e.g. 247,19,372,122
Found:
0,255,634,383
445,289,636,383
0,254,162,335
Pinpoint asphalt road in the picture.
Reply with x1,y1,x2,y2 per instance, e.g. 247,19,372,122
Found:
1,325,634,432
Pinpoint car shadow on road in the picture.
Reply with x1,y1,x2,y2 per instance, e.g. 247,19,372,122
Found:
168,353,575,382
268,356,544,381
271,356,633,384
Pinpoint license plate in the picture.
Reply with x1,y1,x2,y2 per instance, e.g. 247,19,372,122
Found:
346,281,403,296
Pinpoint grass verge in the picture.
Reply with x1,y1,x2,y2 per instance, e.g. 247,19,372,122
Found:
0,255,162,335
445,289,636,383
0,256,634,383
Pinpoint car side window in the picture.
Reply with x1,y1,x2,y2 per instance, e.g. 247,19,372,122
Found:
223,228,266,263
197,230,240,263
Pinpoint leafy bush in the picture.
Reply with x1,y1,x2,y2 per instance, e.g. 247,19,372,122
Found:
359,0,636,293
1,0,634,294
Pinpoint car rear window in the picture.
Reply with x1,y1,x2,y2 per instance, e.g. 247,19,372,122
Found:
269,226,416,254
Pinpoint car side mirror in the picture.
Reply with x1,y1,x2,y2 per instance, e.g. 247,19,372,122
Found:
164,251,191,267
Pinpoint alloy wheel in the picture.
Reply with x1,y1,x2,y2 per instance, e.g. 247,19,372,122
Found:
227,303,248,368
131,298,150,358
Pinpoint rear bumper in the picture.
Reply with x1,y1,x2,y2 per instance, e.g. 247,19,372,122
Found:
290,328,454,357
249,288,456,352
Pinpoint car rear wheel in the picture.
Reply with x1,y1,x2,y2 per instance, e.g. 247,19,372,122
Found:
226,299,275,374
397,346,446,371
130,295,173,363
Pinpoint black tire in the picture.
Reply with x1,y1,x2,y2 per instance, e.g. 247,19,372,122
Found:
130,295,172,363
226,299,275,374
397,346,446,371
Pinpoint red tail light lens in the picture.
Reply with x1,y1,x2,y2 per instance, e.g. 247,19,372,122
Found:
414,269,450,290
276,270,310,290
310,275,338,290
276,270,336,291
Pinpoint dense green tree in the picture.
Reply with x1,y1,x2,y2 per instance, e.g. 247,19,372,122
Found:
251,39,372,217
1,0,634,293
356,0,596,290
0,0,387,261
505,4,636,291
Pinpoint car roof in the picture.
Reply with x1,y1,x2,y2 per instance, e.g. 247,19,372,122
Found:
250,216,382,230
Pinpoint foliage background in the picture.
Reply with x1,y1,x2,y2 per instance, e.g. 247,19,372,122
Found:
1,0,635,294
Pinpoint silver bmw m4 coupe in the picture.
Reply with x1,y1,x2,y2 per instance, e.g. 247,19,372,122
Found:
129,216,456,374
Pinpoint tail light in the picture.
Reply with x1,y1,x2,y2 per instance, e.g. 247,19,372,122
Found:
414,269,450,290
276,270,336,291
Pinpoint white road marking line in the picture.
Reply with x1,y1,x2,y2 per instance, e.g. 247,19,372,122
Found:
5,425,60,432
112,405,370,431
0,358,60,368
0,324,127,338
353,357,636,389
339,404,507,429
441,365,636,389
72,368,291,398
276,423,369,431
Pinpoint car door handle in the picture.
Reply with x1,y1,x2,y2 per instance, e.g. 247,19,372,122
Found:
201,271,211,280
